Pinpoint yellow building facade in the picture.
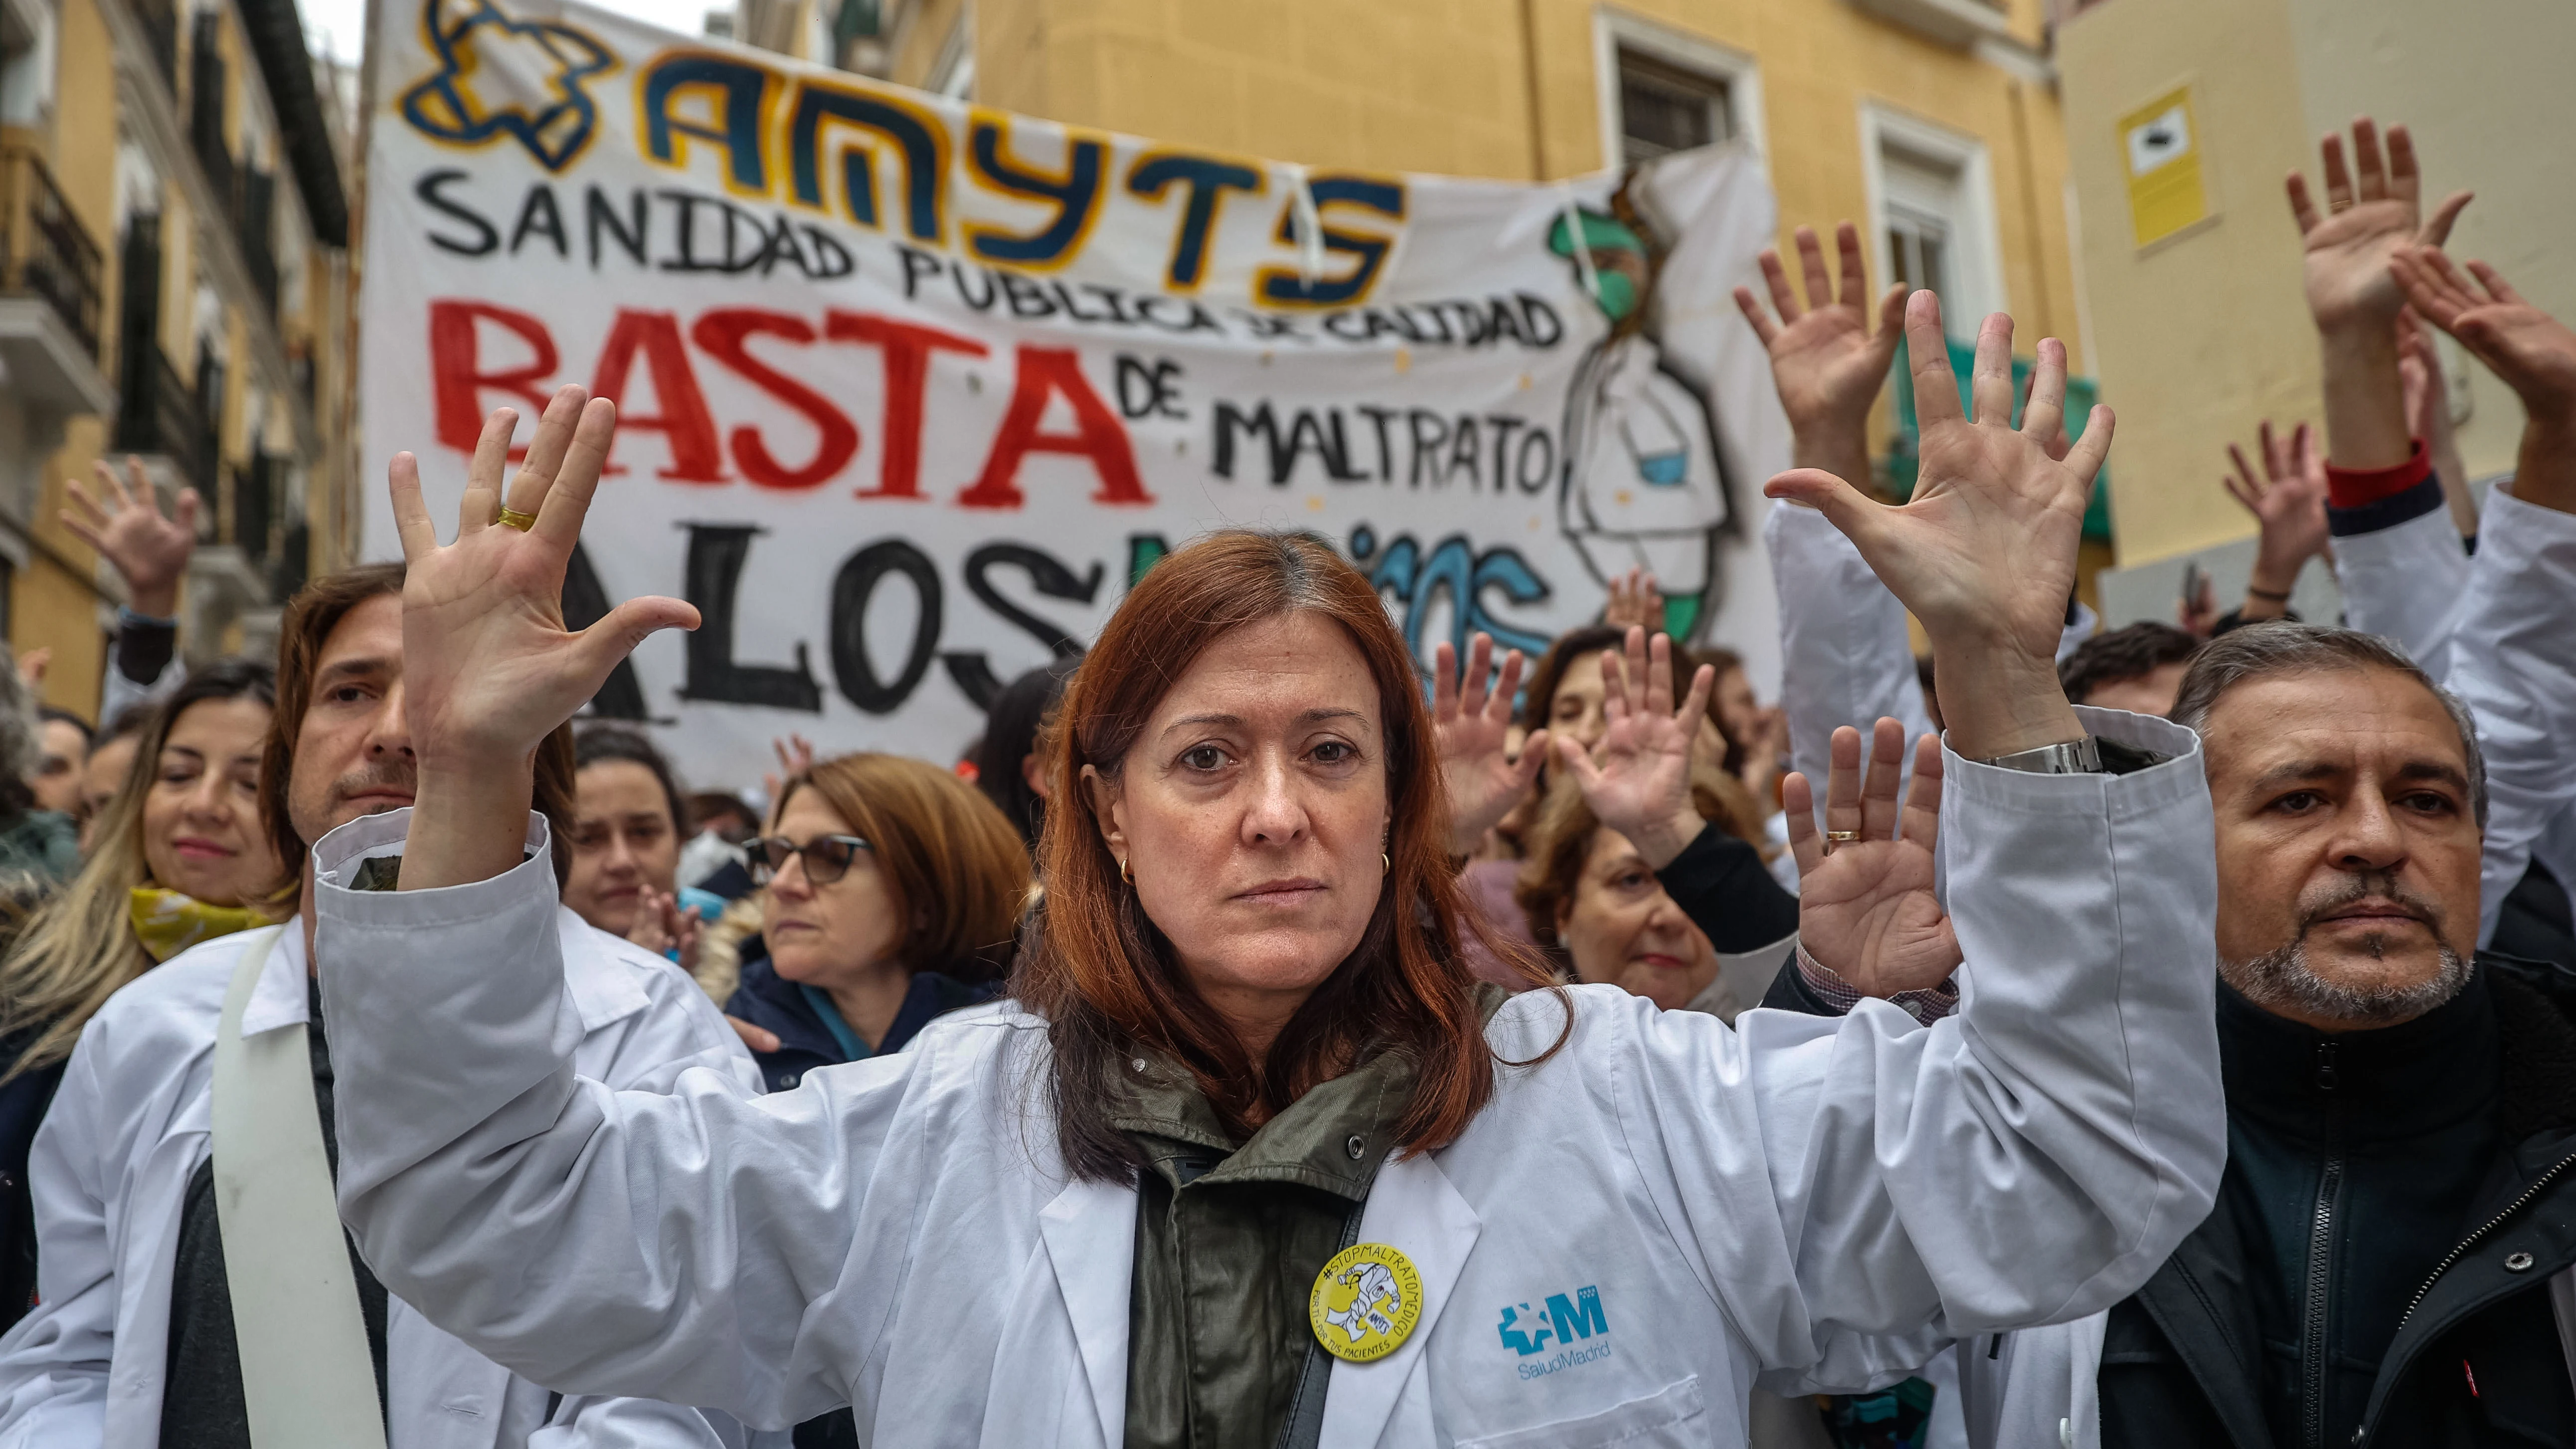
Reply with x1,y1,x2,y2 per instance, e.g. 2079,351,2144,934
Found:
0,0,355,721
737,0,2088,501
2059,0,2571,576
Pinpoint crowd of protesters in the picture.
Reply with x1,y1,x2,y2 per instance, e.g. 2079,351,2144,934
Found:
0,111,2558,1449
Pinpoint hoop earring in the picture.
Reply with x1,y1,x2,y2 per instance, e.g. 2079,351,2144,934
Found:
1382,852,1391,875
1120,856,1135,886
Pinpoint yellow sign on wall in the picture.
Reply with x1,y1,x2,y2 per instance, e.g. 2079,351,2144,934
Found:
2119,87,2209,247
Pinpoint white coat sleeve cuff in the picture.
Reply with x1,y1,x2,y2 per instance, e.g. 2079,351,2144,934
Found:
312,808,585,1201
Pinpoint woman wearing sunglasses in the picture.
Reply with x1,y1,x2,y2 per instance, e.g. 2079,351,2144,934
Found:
724,752,1031,1092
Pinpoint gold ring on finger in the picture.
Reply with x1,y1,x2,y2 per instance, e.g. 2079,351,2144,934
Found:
495,505,539,532
1823,830,1861,855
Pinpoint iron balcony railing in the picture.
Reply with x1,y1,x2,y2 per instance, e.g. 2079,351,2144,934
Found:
112,343,216,493
0,143,106,359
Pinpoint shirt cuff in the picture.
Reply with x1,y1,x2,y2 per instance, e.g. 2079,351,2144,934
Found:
1795,941,1960,1027
2325,437,2430,510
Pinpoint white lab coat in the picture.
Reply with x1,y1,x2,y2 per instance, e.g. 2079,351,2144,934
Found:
0,909,763,1449
309,709,2225,1449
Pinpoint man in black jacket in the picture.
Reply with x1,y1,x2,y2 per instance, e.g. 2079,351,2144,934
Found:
1757,121,2576,1446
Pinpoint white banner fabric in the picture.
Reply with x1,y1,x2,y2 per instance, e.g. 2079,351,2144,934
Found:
358,0,1792,787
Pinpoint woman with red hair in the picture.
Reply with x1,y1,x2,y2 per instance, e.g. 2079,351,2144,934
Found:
314,300,2223,1448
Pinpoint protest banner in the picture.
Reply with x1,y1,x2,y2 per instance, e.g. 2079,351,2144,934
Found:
359,0,1791,783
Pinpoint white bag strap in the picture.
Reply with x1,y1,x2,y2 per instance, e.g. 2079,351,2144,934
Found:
211,926,390,1449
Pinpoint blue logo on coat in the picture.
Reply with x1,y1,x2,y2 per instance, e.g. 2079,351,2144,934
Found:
1497,1284,1608,1356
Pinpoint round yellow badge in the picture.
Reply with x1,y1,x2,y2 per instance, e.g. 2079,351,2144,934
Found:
1308,1242,1423,1363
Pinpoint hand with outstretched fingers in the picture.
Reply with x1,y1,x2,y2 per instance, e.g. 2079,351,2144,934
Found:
2224,419,2332,608
387,386,701,890
764,733,818,812
1552,627,1712,872
1733,221,1908,480
1435,632,1548,855
1762,292,2103,761
1783,719,1959,999
62,456,198,620
1601,566,1666,634
2394,246,2576,514
2287,119,2470,339
2392,249,2576,425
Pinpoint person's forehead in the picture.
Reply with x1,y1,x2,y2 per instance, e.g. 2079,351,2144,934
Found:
775,791,853,832
314,592,403,673
40,719,84,749
1153,614,1377,722
2204,669,2467,779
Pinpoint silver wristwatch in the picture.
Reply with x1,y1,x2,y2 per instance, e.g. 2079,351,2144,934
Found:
1979,735,2103,774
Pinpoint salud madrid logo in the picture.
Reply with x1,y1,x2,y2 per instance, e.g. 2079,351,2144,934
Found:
399,0,615,173
1497,1284,1612,1379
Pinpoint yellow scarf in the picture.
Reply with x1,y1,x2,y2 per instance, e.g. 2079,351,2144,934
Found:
130,888,269,963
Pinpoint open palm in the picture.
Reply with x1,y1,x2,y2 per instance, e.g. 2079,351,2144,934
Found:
2393,248,2576,417
1434,633,1547,853
389,388,699,772
1733,222,1906,435
1555,628,1712,871
1771,294,2107,668
1785,721,1959,997
62,457,197,615
2286,119,2469,335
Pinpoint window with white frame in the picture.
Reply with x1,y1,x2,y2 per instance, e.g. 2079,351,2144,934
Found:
1593,10,1763,173
1616,49,1729,164
1880,146,1959,306
1861,107,2004,339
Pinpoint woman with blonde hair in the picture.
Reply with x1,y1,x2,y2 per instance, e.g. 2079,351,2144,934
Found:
0,660,281,1329
723,751,1030,1093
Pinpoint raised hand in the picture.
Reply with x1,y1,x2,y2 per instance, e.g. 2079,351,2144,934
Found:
2222,419,2331,618
627,885,705,975
1601,566,1666,634
2394,247,2576,514
389,386,700,889
1553,627,1712,871
763,733,818,810
1763,292,2103,760
61,456,198,619
1733,221,1907,480
2286,120,2470,338
2392,249,2576,423
1434,633,1548,855
1784,720,1959,998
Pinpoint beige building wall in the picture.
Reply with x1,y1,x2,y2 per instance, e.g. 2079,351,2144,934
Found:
2061,0,2573,569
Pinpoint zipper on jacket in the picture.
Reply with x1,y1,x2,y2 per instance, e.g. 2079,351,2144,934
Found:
2301,1040,2342,1449
2392,1146,2576,1334
2351,1146,2576,1449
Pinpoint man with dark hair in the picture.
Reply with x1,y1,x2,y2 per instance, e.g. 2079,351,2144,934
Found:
0,497,759,1444
2057,620,2203,716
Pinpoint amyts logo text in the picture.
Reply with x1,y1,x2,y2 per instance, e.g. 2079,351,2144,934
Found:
400,0,615,172
1497,1284,1611,1379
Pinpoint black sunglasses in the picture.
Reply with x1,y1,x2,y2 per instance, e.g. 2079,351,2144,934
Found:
745,834,872,886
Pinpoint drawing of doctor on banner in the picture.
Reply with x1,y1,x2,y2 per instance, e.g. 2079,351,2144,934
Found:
1551,202,1736,642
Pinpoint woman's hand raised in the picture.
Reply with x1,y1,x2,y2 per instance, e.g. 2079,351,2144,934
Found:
1433,632,1547,856
1554,627,1711,872
389,388,700,890
1784,719,1959,998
